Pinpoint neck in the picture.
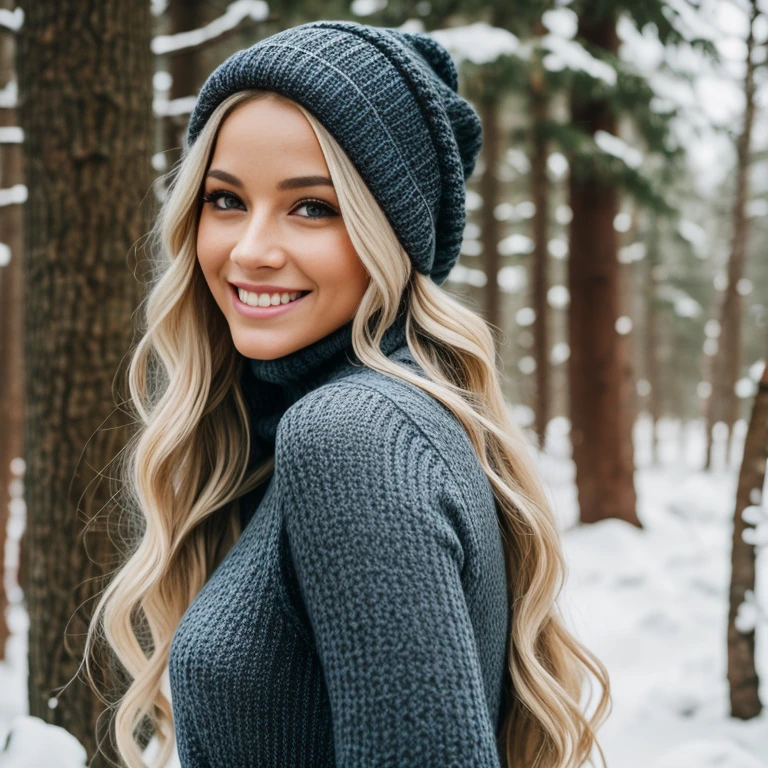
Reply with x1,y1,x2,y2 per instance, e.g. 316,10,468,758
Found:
241,312,408,447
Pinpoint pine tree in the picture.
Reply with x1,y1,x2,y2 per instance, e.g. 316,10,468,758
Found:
704,0,763,471
551,0,713,522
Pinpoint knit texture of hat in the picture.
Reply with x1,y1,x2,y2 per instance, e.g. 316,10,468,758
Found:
186,20,483,286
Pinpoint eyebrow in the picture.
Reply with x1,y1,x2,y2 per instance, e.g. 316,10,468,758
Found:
205,169,334,190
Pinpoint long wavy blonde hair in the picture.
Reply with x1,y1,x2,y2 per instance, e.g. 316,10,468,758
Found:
80,87,611,767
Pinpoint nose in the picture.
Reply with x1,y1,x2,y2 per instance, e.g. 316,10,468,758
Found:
229,208,288,270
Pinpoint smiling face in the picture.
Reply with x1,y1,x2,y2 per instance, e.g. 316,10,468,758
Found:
196,95,371,360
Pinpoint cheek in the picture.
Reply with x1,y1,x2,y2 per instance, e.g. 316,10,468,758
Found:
344,249,371,298
196,217,226,274
325,236,369,295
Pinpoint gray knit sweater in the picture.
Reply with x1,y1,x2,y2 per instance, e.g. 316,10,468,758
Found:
167,313,510,767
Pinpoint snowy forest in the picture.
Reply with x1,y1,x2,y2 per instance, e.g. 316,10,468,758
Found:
1,0,768,766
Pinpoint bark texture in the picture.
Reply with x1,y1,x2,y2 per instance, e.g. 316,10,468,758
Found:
16,1,153,762
567,9,638,525
479,92,502,337
705,0,758,470
529,51,550,450
0,0,24,660
727,353,766,719
643,219,661,465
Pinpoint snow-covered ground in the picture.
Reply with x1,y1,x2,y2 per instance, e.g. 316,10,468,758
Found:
551,415,768,768
1,414,766,767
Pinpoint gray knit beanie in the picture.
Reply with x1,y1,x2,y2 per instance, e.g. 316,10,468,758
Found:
186,20,482,287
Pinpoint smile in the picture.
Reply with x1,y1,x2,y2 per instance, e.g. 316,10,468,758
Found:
230,283,312,319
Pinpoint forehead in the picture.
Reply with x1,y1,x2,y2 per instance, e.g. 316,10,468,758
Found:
210,97,325,168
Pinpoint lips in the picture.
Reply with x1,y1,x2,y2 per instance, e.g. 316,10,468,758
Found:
229,283,313,318
229,281,311,295
231,284,310,305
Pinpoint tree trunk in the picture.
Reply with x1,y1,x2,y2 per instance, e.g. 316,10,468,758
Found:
619,203,640,461
529,52,550,451
479,92,502,338
16,1,153,763
703,295,720,470
567,9,638,525
0,0,25,660
705,0,758,472
644,218,661,465
727,350,766,719
162,0,204,169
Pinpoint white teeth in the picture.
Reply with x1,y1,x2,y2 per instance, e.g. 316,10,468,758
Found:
237,288,305,307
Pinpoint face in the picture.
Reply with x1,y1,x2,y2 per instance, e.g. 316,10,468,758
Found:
196,95,370,360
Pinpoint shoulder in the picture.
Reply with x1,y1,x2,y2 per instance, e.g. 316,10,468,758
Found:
275,375,439,477
275,359,502,595
275,358,474,482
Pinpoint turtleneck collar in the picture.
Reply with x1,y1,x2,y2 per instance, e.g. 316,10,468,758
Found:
241,311,408,448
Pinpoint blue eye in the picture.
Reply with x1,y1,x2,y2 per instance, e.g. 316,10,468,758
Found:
200,189,338,220
201,189,242,211
292,199,338,219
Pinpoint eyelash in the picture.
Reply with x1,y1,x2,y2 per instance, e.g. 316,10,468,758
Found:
200,188,338,219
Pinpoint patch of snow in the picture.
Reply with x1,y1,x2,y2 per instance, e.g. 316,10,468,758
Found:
542,8,578,40
595,131,643,169
498,233,534,256
447,263,486,288
497,264,527,293
0,185,27,207
0,127,23,144
153,96,198,118
428,22,521,65
0,7,22,32
351,0,387,16
0,716,87,767
151,0,269,55
0,80,17,109
542,35,617,85
678,219,708,254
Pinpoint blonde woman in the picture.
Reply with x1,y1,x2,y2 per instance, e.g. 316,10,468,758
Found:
83,19,610,768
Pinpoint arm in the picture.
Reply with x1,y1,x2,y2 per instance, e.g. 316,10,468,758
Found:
277,383,502,768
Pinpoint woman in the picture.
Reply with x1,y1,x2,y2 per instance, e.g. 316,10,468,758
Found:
83,19,610,768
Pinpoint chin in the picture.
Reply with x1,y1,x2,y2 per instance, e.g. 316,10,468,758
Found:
231,331,310,361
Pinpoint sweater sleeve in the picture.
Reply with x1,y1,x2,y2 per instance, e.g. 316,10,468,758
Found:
276,382,502,768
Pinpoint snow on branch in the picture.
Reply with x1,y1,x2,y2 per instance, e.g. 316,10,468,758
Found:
735,590,766,633
151,0,269,56
594,130,643,169
542,34,617,85
428,22,521,65
0,126,22,143
541,8,578,40
351,0,387,15
663,0,719,43
153,95,197,118
0,79,17,108
678,219,707,255
656,283,704,318
0,184,27,206
0,7,22,32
